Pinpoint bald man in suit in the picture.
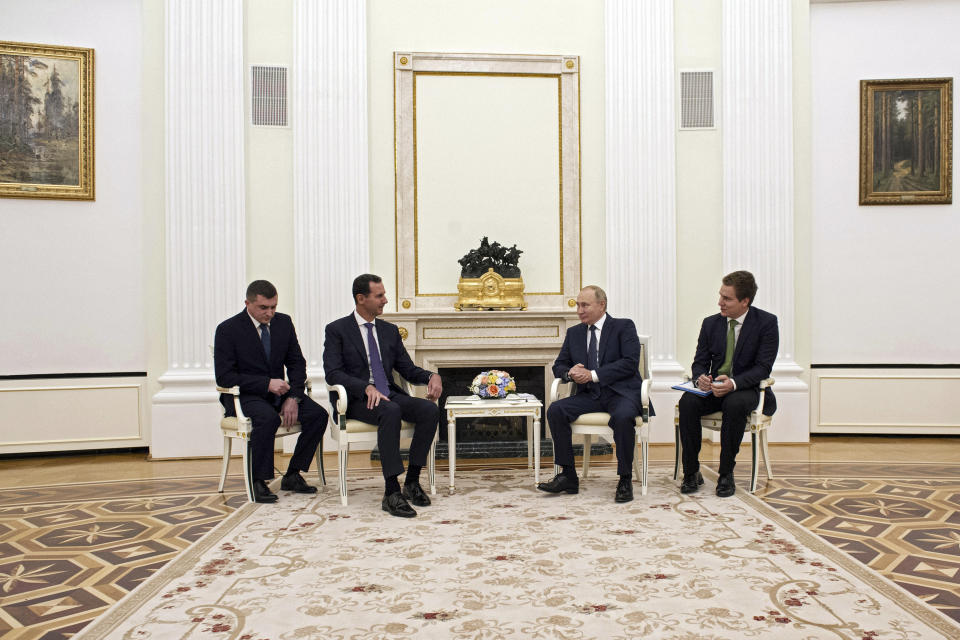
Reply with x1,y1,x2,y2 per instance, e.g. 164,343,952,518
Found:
538,285,649,503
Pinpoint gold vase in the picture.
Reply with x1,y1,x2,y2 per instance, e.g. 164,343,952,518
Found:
454,268,526,311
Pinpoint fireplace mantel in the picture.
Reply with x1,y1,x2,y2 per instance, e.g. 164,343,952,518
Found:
381,310,579,396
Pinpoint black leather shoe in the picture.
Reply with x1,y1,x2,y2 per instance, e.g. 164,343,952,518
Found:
537,473,579,494
615,477,633,503
382,491,417,517
680,472,704,494
716,473,736,498
281,472,317,494
402,481,431,506
252,479,278,503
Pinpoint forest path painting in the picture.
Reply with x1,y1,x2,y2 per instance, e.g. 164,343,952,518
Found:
860,78,952,205
0,41,94,200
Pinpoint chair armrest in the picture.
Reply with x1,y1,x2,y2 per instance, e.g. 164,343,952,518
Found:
550,377,573,403
754,378,775,415
216,385,250,434
216,385,248,420
640,379,652,423
326,384,349,428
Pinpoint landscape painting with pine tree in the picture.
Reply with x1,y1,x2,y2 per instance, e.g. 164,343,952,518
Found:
0,41,94,200
860,77,952,205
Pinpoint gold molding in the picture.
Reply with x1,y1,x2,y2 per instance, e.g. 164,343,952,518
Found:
411,72,565,298
398,327,409,340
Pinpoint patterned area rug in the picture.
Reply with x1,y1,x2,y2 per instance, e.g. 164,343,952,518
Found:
75,468,958,639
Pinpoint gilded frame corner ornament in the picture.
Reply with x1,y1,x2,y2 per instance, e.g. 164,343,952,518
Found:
0,40,95,201
859,77,952,205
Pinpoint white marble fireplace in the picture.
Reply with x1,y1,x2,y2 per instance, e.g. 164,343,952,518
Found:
381,310,579,399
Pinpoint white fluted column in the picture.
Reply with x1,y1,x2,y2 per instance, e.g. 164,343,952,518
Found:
722,0,808,441
605,0,681,442
292,0,370,375
152,0,247,458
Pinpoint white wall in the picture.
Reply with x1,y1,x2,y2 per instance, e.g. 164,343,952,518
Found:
1,0,145,376
812,0,960,364
245,0,295,313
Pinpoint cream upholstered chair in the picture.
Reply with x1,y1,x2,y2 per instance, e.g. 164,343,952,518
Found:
672,377,775,493
550,334,652,496
326,376,437,506
216,382,325,503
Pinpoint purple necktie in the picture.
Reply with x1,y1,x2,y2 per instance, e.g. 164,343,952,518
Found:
364,322,391,396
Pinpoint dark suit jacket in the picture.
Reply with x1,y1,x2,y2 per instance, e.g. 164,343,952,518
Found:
323,314,433,403
553,314,650,415
691,306,779,414
214,310,309,411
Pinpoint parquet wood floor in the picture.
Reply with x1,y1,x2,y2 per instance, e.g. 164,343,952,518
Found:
1,437,958,638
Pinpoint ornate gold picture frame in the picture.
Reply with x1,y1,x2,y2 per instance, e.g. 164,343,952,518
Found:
0,41,95,200
860,77,952,205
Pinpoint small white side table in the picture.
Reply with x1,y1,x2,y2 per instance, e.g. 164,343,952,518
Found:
444,396,544,494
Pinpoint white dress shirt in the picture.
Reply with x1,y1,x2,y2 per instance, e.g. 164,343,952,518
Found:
248,311,269,336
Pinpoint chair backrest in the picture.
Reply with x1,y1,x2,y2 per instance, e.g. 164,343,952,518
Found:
637,334,650,380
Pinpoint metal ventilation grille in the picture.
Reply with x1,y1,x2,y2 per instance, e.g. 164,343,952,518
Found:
679,70,715,129
251,65,288,127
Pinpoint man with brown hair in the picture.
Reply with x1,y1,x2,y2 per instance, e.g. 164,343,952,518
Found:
677,270,778,497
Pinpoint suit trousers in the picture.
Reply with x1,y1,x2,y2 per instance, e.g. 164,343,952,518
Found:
547,388,639,476
678,387,759,476
240,395,328,481
345,393,439,479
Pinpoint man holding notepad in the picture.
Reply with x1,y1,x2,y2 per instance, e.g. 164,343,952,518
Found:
677,271,778,497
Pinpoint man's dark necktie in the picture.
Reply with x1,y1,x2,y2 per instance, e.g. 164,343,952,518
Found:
587,324,600,398
364,322,391,396
260,323,271,361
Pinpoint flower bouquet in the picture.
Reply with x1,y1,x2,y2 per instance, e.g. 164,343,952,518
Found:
469,369,516,399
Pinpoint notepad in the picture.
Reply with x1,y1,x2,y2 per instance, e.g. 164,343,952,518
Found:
671,380,711,397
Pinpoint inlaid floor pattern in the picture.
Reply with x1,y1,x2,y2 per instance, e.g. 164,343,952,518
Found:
1,462,958,639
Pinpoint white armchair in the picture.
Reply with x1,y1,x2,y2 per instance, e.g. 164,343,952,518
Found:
216,382,325,503
672,377,775,493
326,377,437,506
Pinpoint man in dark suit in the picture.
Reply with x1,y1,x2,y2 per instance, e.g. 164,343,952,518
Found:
323,274,442,518
214,280,328,503
538,285,648,503
678,270,778,497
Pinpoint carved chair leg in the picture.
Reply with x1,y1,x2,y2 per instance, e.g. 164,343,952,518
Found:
749,432,760,493
218,436,232,493
582,434,592,479
242,439,255,503
673,424,682,480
